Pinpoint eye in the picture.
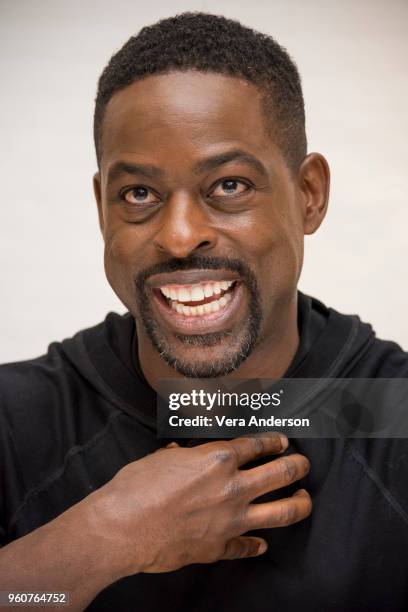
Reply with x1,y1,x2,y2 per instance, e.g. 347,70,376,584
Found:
121,186,160,205
210,179,250,198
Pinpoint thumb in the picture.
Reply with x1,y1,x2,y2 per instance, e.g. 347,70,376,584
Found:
221,537,268,560
154,442,180,454
166,442,180,449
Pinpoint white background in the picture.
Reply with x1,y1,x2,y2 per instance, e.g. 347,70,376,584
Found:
0,0,407,362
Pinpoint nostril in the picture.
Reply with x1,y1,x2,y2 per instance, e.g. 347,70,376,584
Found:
197,240,212,249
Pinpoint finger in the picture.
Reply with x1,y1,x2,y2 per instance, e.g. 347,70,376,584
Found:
242,453,310,500
220,536,268,560
228,433,289,467
154,442,180,453
245,489,312,530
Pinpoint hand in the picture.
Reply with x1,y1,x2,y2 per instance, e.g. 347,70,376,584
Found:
92,433,311,576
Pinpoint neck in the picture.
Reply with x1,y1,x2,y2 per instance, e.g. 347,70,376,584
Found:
137,292,299,391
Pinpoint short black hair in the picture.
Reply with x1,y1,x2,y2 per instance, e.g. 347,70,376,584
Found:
94,12,307,171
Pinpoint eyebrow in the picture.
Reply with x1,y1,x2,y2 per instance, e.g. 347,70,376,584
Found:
107,161,165,183
193,149,268,177
106,149,268,183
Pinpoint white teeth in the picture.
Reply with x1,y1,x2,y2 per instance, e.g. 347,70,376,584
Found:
161,286,172,298
162,279,236,314
203,283,214,298
177,288,190,302
190,286,205,302
160,280,235,301
170,291,233,317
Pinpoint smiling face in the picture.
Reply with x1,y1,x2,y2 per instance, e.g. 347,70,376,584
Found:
94,71,329,379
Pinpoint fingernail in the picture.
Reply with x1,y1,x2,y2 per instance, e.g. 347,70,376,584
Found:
279,435,289,451
257,540,268,555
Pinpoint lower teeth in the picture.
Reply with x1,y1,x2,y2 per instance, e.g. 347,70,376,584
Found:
171,291,232,316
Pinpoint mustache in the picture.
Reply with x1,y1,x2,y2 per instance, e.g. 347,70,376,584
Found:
135,255,256,289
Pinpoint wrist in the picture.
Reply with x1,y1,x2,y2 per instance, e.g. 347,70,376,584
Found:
83,483,144,580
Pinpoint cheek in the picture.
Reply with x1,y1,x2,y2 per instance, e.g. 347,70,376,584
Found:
103,227,144,305
104,228,134,267
271,209,304,277
240,203,304,295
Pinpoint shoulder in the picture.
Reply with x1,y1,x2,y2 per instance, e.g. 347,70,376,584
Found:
0,315,124,498
0,325,103,432
0,311,132,410
0,343,83,462
352,334,408,377
0,340,78,407
317,294,408,378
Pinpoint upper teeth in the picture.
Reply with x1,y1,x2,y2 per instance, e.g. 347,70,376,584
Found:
160,280,234,303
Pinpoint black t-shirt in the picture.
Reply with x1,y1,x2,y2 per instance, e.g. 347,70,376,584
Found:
1,293,408,611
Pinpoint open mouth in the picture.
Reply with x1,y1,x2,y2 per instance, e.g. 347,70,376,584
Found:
155,279,238,317
146,270,247,334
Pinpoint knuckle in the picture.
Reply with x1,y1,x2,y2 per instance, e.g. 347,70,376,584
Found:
223,477,244,500
227,539,242,559
251,436,265,457
278,457,297,483
209,445,236,465
276,501,297,526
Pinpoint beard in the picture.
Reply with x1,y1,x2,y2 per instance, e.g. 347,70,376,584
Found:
135,255,262,378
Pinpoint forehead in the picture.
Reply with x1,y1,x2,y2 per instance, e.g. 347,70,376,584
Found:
100,71,279,171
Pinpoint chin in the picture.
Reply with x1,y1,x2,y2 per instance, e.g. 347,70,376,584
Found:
154,329,257,378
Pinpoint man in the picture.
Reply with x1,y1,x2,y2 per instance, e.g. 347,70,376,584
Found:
0,12,407,611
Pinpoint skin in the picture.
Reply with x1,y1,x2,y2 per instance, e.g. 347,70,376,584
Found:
93,71,330,385
94,71,329,388
0,434,311,609
0,71,326,608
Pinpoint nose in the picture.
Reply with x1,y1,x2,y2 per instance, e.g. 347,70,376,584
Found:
153,192,218,258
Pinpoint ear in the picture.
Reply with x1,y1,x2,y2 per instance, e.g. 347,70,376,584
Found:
93,172,105,235
298,153,330,235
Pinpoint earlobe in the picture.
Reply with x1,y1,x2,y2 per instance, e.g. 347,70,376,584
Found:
299,153,330,235
93,172,105,235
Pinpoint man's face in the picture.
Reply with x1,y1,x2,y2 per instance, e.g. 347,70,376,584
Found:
95,71,316,377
